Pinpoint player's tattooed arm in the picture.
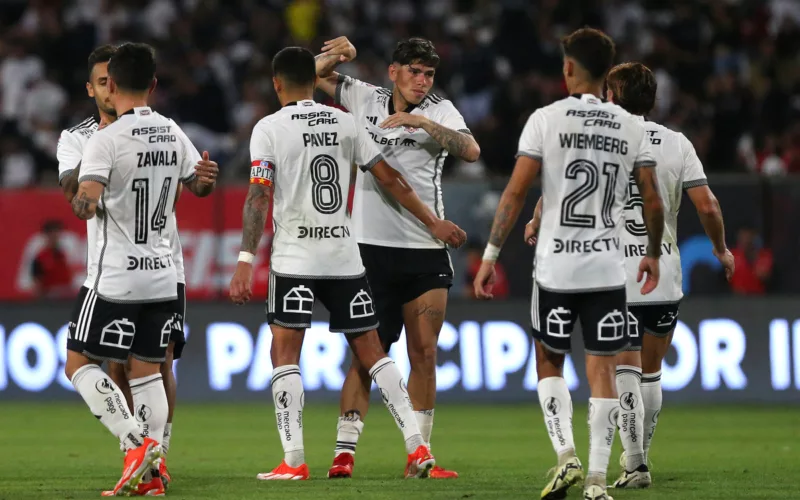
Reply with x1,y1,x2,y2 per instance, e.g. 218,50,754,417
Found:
71,181,103,220
420,120,480,162
315,37,357,97
240,183,272,254
487,156,541,249
633,166,665,257
61,167,80,202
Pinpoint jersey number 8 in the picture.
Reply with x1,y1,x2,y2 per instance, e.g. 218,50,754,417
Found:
132,177,172,244
560,159,619,229
310,154,343,214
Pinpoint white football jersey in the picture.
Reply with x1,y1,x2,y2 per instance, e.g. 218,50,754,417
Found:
58,115,186,284
250,99,382,277
623,117,707,303
79,107,198,302
335,75,470,249
519,94,656,292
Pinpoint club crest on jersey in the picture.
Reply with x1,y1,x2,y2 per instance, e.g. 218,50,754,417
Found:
403,127,418,133
250,160,274,186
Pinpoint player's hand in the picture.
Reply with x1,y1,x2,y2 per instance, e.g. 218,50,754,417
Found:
229,262,253,305
713,247,735,281
194,151,219,186
321,36,357,64
637,256,660,295
379,112,426,130
524,217,540,246
473,261,497,300
430,219,466,248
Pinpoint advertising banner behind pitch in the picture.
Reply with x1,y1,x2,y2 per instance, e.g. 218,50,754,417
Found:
1,298,799,403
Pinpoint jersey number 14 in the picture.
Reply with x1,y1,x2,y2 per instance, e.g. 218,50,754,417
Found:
132,177,172,244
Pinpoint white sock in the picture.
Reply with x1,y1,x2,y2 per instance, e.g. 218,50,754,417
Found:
71,364,143,451
272,364,305,467
334,411,364,456
162,423,172,456
616,366,645,470
369,357,424,454
130,374,168,447
537,376,576,465
641,370,663,461
587,397,619,487
414,410,434,448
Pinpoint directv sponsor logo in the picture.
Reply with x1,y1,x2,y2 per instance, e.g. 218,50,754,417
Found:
553,237,620,254
298,225,351,239
127,255,174,271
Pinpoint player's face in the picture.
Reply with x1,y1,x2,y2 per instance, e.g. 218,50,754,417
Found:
389,63,435,105
86,62,116,117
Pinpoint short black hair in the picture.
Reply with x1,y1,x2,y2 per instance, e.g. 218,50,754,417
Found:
107,42,156,93
561,28,616,82
607,62,657,116
87,44,117,78
392,38,440,68
272,47,317,87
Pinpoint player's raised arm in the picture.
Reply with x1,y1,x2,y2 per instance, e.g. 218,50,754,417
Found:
315,36,357,98
182,151,218,197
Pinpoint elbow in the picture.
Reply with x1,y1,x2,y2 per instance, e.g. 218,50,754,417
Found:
697,196,720,217
463,142,481,163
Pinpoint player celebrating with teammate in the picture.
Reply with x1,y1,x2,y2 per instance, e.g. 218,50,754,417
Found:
228,47,466,481
315,35,479,480
63,42,217,496
58,44,201,494
604,62,734,489
473,28,664,500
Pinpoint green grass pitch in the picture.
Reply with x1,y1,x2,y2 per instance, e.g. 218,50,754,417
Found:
0,402,796,499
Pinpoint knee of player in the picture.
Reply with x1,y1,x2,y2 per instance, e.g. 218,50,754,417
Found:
408,341,437,369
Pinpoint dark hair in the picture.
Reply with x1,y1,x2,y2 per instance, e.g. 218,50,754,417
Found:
391,37,440,68
107,43,156,93
607,62,657,116
87,44,117,78
272,47,317,87
561,28,616,82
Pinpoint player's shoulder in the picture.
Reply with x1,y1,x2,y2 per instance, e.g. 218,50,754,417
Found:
418,92,457,114
61,116,98,140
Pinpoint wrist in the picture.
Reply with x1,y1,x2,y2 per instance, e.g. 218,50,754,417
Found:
238,251,255,265
482,243,501,262
646,245,662,258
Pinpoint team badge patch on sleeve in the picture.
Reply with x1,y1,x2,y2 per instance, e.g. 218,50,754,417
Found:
250,160,274,186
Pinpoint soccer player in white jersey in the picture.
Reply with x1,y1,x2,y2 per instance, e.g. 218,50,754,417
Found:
57,45,201,494
603,62,735,489
473,28,666,500
228,47,466,481
63,43,217,496
314,36,479,480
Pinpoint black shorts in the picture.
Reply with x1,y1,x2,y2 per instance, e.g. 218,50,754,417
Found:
626,302,681,349
531,283,630,356
359,243,453,348
67,287,175,363
267,272,379,334
170,283,187,359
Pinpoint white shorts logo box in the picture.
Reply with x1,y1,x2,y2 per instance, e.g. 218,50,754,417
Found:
160,318,172,348
284,286,314,314
99,318,136,349
350,290,374,319
546,307,572,338
598,310,625,341
627,310,639,338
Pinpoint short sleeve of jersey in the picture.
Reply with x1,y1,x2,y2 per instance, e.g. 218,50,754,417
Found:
680,133,708,189
334,74,374,115
79,132,113,185
516,110,545,161
174,123,201,183
57,130,83,184
633,125,657,168
249,122,276,186
433,100,471,134
354,121,383,171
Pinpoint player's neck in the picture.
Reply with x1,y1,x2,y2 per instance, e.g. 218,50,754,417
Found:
391,89,412,113
279,91,313,106
567,81,603,99
114,94,149,117
98,109,116,127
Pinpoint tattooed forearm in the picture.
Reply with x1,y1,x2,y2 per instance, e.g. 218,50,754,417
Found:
421,120,480,162
61,168,80,202
185,177,214,197
241,184,271,253
71,191,98,220
315,53,340,78
488,190,526,248
634,167,665,258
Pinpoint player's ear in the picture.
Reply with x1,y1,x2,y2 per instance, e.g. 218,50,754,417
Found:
273,76,282,94
86,81,94,98
148,77,158,96
606,88,614,102
564,58,573,78
388,63,398,83
108,77,117,95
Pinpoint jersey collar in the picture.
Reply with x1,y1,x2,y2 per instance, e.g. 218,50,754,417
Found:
283,99,315,108
119,106,152,117
388,93,418,115
570,93,606,103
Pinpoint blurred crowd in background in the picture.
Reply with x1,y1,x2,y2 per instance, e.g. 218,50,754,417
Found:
0,0,799,188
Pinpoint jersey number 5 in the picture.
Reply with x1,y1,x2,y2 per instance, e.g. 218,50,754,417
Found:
624,173,647,236
560,159,619,229
310,154,343,214
132,177,172,244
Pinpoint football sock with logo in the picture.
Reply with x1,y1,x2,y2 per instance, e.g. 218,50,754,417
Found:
271,364,305,467
70,364,143,451
414,410,435,449
586,397,619,487
369,357,425,454
130,374,168,448
616,365,645,470
537,377,576,466
334,410,364,456
161,423,172,456
641,370,663,461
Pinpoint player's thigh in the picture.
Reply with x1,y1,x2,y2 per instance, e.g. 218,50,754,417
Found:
129,300,174,366
267,272,316,330
402,288,447,358
318,276,379,335
531,286,578,355
397,247,452,350
169,282,187,360
67,287,140,364
577,288,629,356
638,302,679,371
359,244,404,351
